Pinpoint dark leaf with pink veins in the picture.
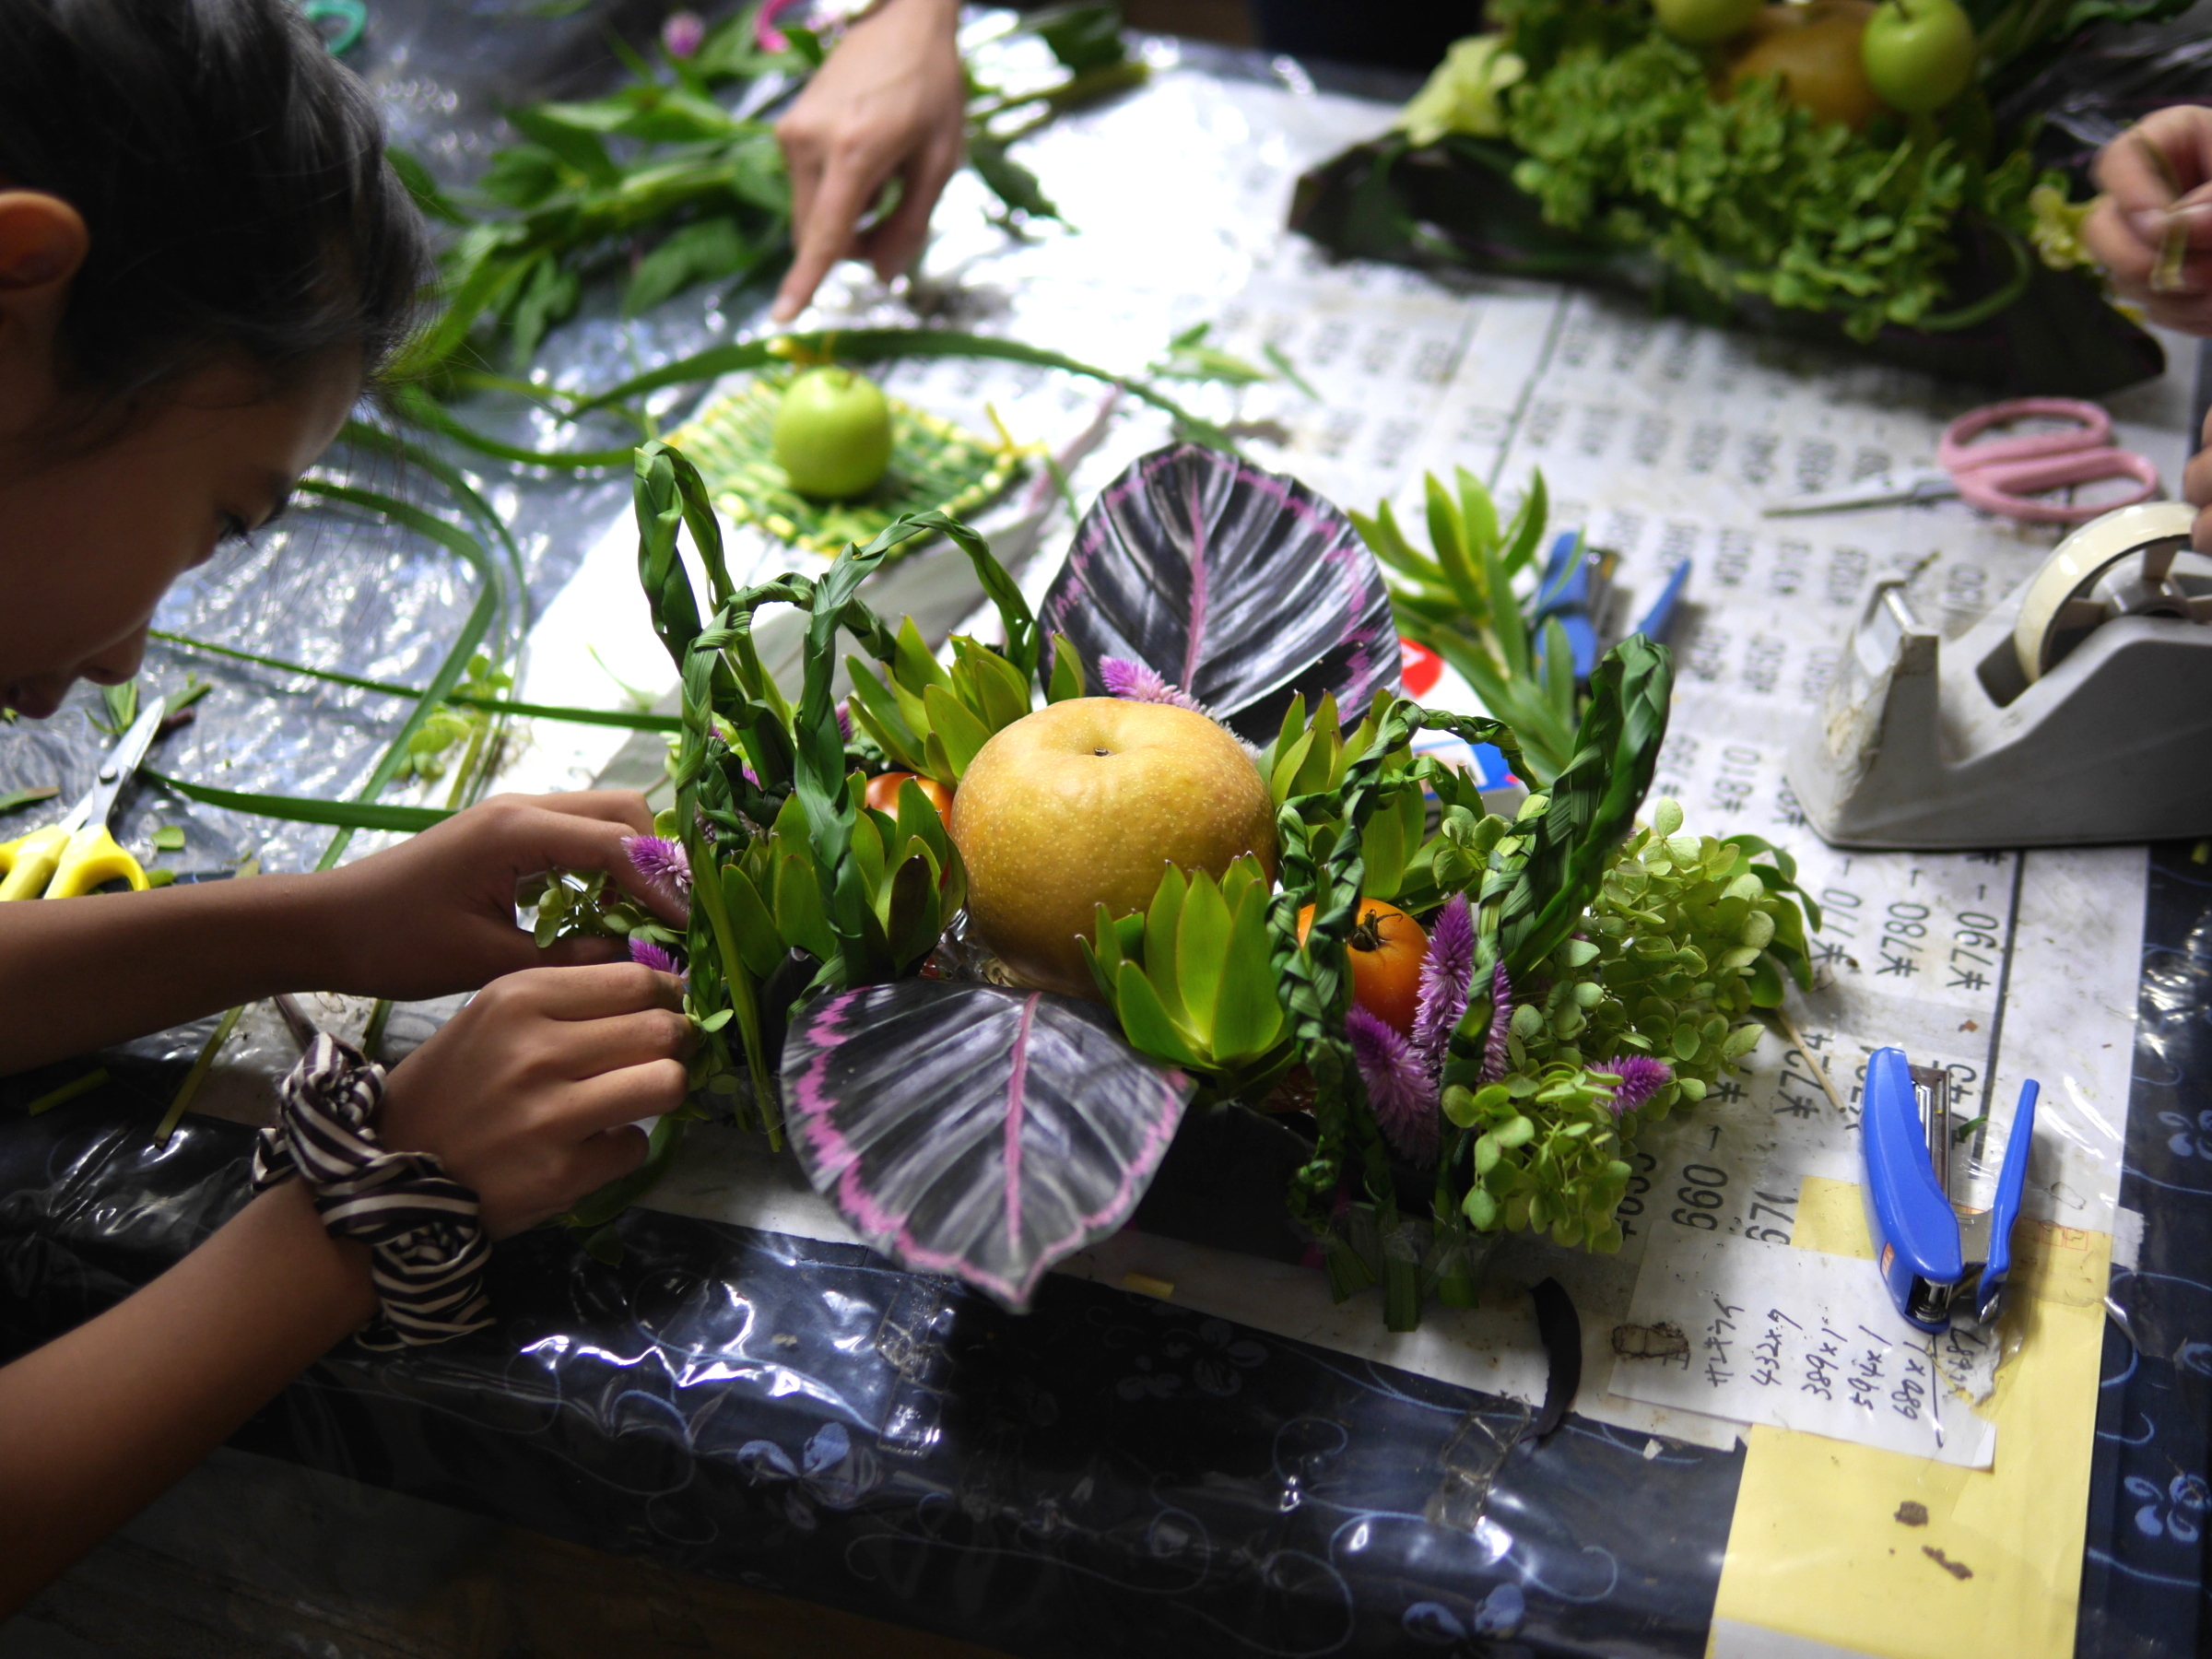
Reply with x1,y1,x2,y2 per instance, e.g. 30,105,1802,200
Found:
1041,443,1399,743
781,979,1194,1311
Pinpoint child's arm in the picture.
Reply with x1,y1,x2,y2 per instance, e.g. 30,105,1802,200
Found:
0,959,687,1615
0,791,679,1073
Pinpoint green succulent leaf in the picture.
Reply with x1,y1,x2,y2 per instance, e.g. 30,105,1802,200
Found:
1210,882,1287,1062
922,684,993,779
1145,864,1190,1028
1174,870,1235,1042
1113,959,1206,1069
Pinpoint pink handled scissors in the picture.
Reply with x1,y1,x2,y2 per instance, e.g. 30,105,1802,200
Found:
1936,398,2161,524
1764,397,2162,525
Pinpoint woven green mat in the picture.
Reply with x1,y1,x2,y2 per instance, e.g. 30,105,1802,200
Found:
667,371,1030,557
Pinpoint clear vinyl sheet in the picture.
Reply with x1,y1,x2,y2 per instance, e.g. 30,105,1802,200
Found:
2077,847,2212,1657
0,1089,1745,1659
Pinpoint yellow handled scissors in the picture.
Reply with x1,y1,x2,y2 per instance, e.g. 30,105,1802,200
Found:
0,697,168,900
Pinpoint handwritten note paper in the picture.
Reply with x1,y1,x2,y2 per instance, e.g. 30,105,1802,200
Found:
1608,1229,1998,1467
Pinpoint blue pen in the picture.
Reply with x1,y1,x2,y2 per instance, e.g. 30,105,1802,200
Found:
1860,1046,2039,1333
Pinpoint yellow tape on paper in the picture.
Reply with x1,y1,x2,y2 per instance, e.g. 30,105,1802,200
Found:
1708,1176,2109,1659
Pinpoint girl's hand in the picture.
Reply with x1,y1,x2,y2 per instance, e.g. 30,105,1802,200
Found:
2086,106,2212,335
377,962,691,1238
771,0,965,323
311,791,687,1003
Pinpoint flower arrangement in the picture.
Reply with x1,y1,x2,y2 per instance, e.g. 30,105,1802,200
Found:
538,438,1815,1327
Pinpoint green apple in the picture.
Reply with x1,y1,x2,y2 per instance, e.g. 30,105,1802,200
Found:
949,698,1277,998
1861,0,1976,113
1653,0,1761,46
772,366,892,499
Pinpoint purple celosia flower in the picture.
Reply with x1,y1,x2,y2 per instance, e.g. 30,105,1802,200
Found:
629,937,684,977
1099,656,1212,716
1597,1056,1672,1116
624,833,692,898
1347,1006,1438,1167
661,9,705,57
1410,892,1474,1077
836,701,853,745
1481,963,1513,1084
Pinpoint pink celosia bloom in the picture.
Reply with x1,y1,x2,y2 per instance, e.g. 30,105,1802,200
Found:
1410,892,1474,1077
661,9,704,57
1597,1055,1672,1116
836,701,853,745
1099,656,1212,716
624,833,692,898
1347,1006,1438,1167
753,0,806,53
629,938,684,977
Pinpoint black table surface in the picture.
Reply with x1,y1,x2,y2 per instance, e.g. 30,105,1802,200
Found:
0,837,2204,1657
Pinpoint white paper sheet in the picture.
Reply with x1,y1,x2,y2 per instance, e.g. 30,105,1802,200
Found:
1608,1228,1999,1467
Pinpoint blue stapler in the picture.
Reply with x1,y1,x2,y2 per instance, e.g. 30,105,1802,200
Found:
1531,531,1691,684
1860,1047,2039,1334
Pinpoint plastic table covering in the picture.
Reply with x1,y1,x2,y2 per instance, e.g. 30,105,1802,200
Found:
0,847,2204,1658
0,6,2206,1655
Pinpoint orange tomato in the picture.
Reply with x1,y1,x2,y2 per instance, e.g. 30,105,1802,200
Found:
1297,898,1428,1034
864,771,953,822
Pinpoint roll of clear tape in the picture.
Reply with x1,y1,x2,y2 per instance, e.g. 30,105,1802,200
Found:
2010,500,2203,683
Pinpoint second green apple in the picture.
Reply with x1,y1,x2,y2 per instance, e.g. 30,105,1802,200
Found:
1861,0,1977,113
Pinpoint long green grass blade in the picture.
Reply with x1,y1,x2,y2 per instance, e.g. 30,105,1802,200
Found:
295,480,500,868
27,1067,108,1116
394,384,641,471
572,327,1217,434
157,853,257,1145
148,631,678,731
147,772,452,832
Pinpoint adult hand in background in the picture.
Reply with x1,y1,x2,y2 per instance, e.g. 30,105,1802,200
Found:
313,791,688,1001
2085,106,2212,554
2180,408,2212,558
771,0,965,323
2086,105,2212,335
378,962,692,1237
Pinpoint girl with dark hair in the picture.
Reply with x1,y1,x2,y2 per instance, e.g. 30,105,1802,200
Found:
0,0,696,1613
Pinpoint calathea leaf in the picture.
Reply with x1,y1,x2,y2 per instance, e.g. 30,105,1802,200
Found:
1041,443,1400,743
782,981,1194,1311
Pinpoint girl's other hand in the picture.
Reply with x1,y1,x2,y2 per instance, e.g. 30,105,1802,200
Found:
377,962,691,1237
2086,105,2212,335
312,791,688,1002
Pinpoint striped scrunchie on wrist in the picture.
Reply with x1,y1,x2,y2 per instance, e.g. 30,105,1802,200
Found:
251,1033,493,1349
